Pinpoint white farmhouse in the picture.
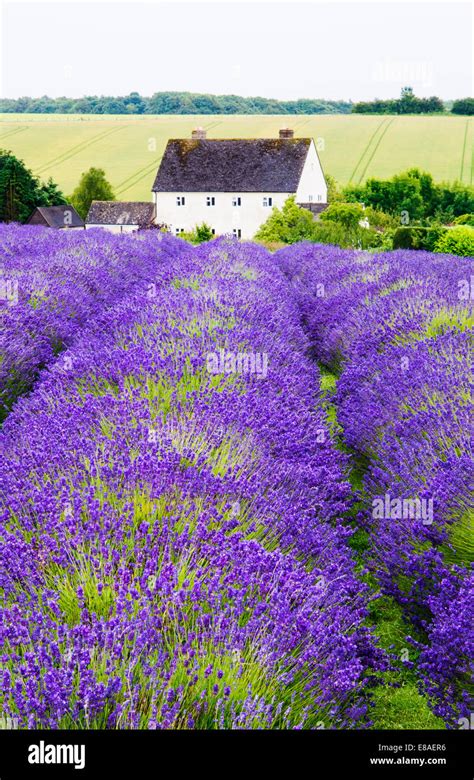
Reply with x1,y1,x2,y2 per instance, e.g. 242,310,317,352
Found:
152,128,327,239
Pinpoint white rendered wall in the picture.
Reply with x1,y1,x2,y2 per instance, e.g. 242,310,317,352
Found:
295,141,327,204
154,192,291,239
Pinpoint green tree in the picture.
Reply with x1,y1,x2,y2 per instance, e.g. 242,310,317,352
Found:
364,206,398,230
399,86,416,114
0,150,65,222
344,172,424,221
39,177,68,206
70,167,115,219
452,98,474,116
434,181,474,220
319,202,384,248
326,174,344,202
320,202,365,230
254,197,317,244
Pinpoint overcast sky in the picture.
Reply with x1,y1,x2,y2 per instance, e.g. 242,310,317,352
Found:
1,0,472,101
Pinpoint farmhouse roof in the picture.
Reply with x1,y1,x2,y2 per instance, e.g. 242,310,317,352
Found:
86,201,156,225
27,205,84,228
152,138,312,193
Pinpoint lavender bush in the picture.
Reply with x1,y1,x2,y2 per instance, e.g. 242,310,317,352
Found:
0,225,188,420
276,243,473,725
1,231,383,729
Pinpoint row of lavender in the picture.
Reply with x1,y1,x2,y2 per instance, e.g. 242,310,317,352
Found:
0,225,187,421
277,244,473,725
1,231,383,728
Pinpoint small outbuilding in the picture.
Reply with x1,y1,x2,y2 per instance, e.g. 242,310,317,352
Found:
27,205,84,229
85,201,156,233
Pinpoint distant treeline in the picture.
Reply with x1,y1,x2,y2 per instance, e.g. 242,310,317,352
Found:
352,88,473,116
451,98,474,115
0,92,352,115
352,87,445,114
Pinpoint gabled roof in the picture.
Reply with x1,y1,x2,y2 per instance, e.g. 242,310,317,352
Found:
152,138,312,193
27,205,84,228
86,201,156,225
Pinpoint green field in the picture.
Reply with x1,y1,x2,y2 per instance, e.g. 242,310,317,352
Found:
1,113,472,201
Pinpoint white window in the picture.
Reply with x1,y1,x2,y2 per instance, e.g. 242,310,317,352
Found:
211,228,216,235
233,229,242,238
206,196,215,206
317,194,322,202
308,195,313,203
175,228,185,235
176,196,186,206
232,197,241,207
263,197,273,207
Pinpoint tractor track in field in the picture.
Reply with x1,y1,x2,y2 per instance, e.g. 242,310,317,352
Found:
0,126,29,142
472,136,474,186
203,119,223,133
348,117,391,185
114,157,163,197
34,125,127,176
356,117,396,184
459,118,470,183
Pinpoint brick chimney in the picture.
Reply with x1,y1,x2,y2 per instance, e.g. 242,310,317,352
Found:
279,128,294,139
191,127,207,140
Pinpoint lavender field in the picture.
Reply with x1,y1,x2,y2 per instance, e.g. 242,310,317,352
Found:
0,226,472,730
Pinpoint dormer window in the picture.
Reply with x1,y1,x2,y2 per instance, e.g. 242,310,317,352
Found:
176,196,185,206
263,197,273,207
206,196,215,206
232,197,241,206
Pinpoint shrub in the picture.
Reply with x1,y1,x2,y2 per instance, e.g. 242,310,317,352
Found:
453,213,474,227
254,197,317,244
182,222,215,244
312,220,382,249
320,202,365,230
392,226,445,251
434,226,474,257
364,207,398,231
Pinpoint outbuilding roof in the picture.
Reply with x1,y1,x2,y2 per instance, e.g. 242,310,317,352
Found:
86,201,156,225
27,205,84,228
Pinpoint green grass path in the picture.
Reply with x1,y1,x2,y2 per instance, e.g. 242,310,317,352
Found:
318,365,444,730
